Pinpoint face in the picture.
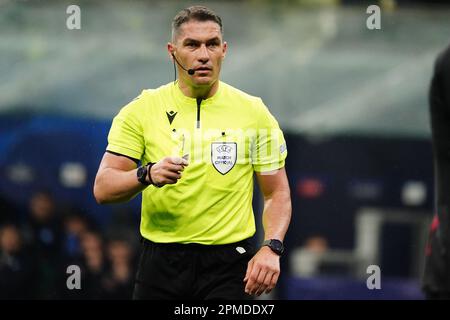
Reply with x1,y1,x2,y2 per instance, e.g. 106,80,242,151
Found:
168,20,227,87
0,226,22,254
30,193,55,222
65,216,87,235
108,240,132,262
81,232,102,255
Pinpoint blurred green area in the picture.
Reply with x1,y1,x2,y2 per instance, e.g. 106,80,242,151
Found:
1,0,449,138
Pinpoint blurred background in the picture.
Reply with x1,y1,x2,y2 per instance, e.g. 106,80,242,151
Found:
1,0,449,299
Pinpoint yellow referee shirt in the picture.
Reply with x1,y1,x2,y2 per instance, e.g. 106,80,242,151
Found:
107,81,287,244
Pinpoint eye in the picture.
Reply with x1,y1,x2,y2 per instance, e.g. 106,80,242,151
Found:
185,42,199,48
207,42,219,48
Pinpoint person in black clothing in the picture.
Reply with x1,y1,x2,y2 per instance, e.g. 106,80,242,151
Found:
23,190,63,298
0,224,37,299
101,238,136,300
24,191,63,258
59,230,108,299
422,43,450,300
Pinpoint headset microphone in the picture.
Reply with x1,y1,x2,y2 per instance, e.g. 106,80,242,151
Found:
172,53,195,75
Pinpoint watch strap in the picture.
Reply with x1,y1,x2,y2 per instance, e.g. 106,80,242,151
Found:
146,162,156,186
262,239,284,256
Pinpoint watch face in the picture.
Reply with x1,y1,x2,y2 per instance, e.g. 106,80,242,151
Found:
137,166,144,178
137,166,147,181
272,241,282,251
270,240,284,254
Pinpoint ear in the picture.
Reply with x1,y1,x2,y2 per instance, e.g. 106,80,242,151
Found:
222,41,228,59
167,42,175,60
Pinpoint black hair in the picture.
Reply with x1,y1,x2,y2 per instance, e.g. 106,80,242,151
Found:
172,6,223,41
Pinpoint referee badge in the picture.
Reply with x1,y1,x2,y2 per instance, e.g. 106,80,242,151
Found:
211,142,237,175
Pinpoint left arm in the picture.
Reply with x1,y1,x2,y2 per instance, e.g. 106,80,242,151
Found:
244,167,292,296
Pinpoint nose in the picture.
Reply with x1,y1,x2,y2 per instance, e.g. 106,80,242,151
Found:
197,44,209,64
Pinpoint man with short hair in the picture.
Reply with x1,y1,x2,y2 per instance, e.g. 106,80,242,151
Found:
94,5,291,300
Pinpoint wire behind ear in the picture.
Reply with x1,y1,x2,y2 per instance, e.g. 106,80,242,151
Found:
172,53,177,83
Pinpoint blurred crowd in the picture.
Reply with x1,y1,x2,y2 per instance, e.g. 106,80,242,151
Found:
0,191,140,300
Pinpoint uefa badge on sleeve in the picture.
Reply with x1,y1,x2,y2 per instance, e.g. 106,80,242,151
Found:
211,142,237,175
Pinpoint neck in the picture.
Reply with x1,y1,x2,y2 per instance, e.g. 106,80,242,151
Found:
178,79,219,99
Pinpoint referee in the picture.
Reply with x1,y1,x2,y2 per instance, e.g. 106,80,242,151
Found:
94,6,291,300
422,43,450,299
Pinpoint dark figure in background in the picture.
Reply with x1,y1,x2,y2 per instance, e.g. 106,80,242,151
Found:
79,231,107,299
101,238,136,300
23,190,62,298
422,43,450,299
62,210,90,260
58,230,108,299
0,224,36,299
24,191,62,257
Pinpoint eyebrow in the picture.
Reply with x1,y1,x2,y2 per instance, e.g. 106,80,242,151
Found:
183,37,221,45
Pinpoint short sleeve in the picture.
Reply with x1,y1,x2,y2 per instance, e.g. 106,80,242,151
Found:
106,94,145,161
252,99,288,172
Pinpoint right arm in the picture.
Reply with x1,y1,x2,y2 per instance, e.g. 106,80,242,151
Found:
93,152,144,204
93,152,188,204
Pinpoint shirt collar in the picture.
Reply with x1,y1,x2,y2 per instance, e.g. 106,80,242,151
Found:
172,80,223,106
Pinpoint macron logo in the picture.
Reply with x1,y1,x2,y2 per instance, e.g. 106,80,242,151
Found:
166,110,177,125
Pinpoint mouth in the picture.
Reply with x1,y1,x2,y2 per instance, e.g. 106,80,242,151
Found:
195,66,212,72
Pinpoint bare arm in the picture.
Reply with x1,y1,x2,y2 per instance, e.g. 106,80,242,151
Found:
244,167,292,296
93,152,189,204
257,167,292,242
93,152,145,204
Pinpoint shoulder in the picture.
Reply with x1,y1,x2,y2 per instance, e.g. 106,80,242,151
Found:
220,82,280,129
220,82,261,102
220,81,266,111
120,82,172,115
141,82,173,99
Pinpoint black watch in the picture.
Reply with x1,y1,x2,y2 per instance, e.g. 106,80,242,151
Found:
262,239,284,256
137,164,150,186
137,163,156,186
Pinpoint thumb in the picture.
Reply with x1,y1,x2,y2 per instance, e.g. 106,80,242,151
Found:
170,156,189,166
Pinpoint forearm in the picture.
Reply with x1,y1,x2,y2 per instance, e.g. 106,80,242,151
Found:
262,190,291,241
94,167,146,204
245,189,291,296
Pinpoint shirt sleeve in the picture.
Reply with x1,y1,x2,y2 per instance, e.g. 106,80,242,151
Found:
252,98,288,173
106,94,145,161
